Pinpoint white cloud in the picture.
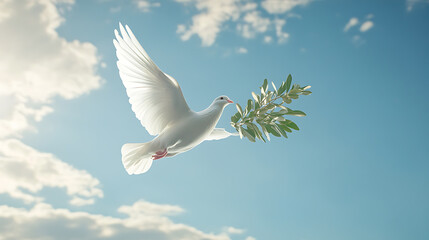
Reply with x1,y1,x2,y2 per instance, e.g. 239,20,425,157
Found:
175,0,242,46
343,16,374,46
134,0,161,12
237,11,271,38
118,199,184,217
236,47,248,54
0,0,103,139
242,1,258,11
0,200,231,240
344,17,359,32
261,0,310,14
0,107,33,139
360,20,374,32
406,0,416,11
245,237,256,240
0,139,103,206
224,226,245,234
0,0,102,102
406,0,429,11
287,12,302,19
0,0,13,22
274,18,289,43
176,0,309,46
0,100,54,139
0,0,104,206
264,35,273,43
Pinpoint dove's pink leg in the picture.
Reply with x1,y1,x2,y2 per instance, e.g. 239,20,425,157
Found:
152,149,167,160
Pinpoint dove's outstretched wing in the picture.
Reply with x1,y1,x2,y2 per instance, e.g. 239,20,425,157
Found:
205,128,239,141
114,23,191,136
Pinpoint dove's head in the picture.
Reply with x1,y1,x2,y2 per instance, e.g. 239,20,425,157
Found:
213,95,233,107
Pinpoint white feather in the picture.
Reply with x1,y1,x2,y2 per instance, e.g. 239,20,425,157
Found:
121,143,153,174
114,23,191,136
205,128,239,141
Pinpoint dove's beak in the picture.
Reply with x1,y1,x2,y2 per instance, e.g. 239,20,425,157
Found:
227,99,234,103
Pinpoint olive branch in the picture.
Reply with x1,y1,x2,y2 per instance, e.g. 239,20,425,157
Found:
230,74,311,142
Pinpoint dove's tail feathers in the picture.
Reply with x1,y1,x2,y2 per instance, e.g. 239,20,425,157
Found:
121,142,154,175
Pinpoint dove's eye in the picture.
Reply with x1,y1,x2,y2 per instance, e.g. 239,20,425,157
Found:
220,97,224,100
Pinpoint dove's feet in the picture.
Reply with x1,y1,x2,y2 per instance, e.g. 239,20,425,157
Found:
152,149,167,160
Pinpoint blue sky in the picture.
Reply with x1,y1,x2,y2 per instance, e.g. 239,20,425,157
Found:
0,0,428,239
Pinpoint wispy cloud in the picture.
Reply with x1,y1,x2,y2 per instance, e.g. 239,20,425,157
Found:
175,0,311,47
224,226,245,234
344,17,359,32
264,35,273,43
134,0,161,12
175,0,243,46
360,20,374,32
236,47,248,54
237,10,271,39
261,0,310,14
274,18,289,43
406,0,429,11
343,15,374,46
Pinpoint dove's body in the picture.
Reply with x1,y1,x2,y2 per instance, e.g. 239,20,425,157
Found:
114,23,237,174
154,104,225,155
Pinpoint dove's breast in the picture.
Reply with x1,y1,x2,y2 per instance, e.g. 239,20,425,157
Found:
155,105,224,154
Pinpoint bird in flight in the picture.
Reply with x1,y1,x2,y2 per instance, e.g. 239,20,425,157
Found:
114,23,237,175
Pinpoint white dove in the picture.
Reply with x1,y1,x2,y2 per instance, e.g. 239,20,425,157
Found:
114,23,237,175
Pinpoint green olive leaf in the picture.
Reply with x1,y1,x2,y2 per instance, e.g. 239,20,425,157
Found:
230,75,310,142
